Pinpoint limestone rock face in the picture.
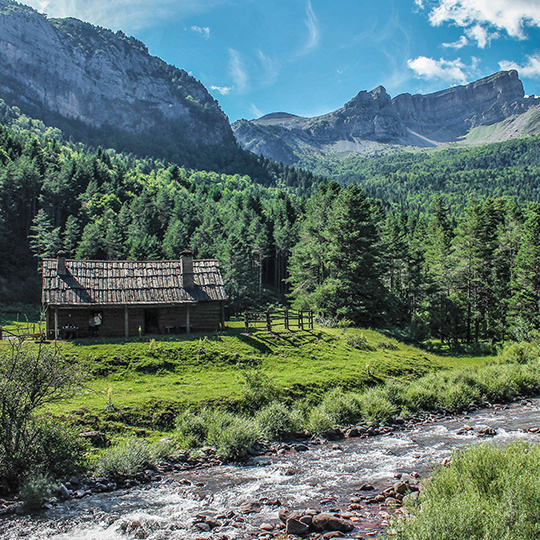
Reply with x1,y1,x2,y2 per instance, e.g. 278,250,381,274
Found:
233,70,538,165
0,1,235,160
393,70,528,140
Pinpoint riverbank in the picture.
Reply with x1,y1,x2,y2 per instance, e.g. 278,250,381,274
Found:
3,397,540,539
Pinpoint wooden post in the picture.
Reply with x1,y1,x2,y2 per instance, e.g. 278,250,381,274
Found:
124,306,129,338
220,301,225,330
310,310,314,329
299,310,304,330
266,310,272,333
54,307,59,341
285,309,289,331
186,305,191,334
244,312,249,333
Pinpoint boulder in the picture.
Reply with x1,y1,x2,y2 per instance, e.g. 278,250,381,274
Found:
311,513,354,533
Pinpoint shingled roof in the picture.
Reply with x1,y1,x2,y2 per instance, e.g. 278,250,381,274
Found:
42,258,227,306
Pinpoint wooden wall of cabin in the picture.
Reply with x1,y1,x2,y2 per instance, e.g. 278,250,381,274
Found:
46,302,224,338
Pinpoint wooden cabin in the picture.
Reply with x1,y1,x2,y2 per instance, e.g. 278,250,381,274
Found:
41,251,227,339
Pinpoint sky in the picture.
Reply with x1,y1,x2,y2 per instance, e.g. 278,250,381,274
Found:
24,0,540,122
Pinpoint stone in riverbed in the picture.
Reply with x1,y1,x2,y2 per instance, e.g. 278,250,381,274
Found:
286,517,310,535
311,513,354,533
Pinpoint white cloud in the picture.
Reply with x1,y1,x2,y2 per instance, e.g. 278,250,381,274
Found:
191,26,210,39
251,104,264,118
24,0,227,31
442,35,469,48
500,53,540,79
210,85,233,95
423,0,540,42
407,55,477,83
465,23,491,48
228,48,249,93
298,0,320,56
257,50,280,86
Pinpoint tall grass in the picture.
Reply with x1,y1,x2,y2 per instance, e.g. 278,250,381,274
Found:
393,442,540,539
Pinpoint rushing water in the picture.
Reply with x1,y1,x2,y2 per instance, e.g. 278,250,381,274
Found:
3,399,540,540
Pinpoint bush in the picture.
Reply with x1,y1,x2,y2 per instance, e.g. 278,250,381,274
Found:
377,339,399,350
0,342,84,492
94,438,151,477
240,369,279,412
256,402,302,440
359,387,397,423
499,341,540,365
19,472,53,510
320,388,363,425
345,333,375,351
176,409,260,458
306,407,335,436
176,410,209,448
393,442,540,540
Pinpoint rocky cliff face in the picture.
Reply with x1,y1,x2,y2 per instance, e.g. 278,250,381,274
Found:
0,1,236,165
233,70,539,165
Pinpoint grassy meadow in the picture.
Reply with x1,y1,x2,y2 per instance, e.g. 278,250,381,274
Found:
1,321,497,437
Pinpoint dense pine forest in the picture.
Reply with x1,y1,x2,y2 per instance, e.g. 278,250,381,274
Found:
2,101,540,346
298,137,540,212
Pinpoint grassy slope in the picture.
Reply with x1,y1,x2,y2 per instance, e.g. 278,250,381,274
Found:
0,323,492,432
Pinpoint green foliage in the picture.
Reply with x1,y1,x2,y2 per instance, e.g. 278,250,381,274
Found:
255,402,302,440
393,442,540,540
94,438,152,478
0,342,84,492
19,472,54,511
176,408,260,458
240,369,279,412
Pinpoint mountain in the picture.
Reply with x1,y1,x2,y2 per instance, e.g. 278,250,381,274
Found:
233,70,540,165
0,0,238,168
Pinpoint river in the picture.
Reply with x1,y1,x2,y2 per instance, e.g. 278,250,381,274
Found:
2,399,540,539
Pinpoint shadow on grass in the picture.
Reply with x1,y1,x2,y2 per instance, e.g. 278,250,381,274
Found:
68,326,245,348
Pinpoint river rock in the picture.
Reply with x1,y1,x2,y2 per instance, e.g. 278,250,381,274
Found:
311,513,354,533
393,481,409,495
80,430,110,447
260,523,274,531
477,426,497,437
239,501,262,513
286,517,310,535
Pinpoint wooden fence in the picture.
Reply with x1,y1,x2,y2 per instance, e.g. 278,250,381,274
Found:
244,309,314,333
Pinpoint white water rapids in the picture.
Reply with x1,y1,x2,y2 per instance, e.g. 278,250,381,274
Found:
3,399,540,539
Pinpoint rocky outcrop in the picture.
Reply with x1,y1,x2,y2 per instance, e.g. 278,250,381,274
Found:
233,70,539,165
0,1,237,164
393,70,529,141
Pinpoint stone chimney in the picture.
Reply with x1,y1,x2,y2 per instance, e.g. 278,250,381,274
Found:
57,250,68,276
180,250,194,290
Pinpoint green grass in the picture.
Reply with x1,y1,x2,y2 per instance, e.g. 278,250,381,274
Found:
393,442,540,539
0,324,497,433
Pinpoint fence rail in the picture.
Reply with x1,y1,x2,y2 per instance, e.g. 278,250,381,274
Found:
244,309,314,333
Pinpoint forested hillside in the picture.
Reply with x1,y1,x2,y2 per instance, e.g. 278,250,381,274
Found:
2,101,540,346
297,136,540,211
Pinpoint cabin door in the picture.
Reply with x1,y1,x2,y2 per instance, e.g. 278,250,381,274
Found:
144,308,159,334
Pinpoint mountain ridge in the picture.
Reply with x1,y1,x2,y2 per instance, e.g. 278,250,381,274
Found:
0,0,238,168
233,70,540,165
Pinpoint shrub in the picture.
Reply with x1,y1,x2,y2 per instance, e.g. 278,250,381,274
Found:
306,407,335,436
19,472,53,510
393,442,540,540
320,388,363,425
94,438,151,477
0,342,84,492
240,369,279,412
499,341,540,365
205,409,260,458
377,339,399,350
256,402,302,440
359,387,397,423
176,410,209,448
345,333,375,351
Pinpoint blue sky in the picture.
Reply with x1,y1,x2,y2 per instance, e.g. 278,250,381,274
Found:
26,0,540,122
